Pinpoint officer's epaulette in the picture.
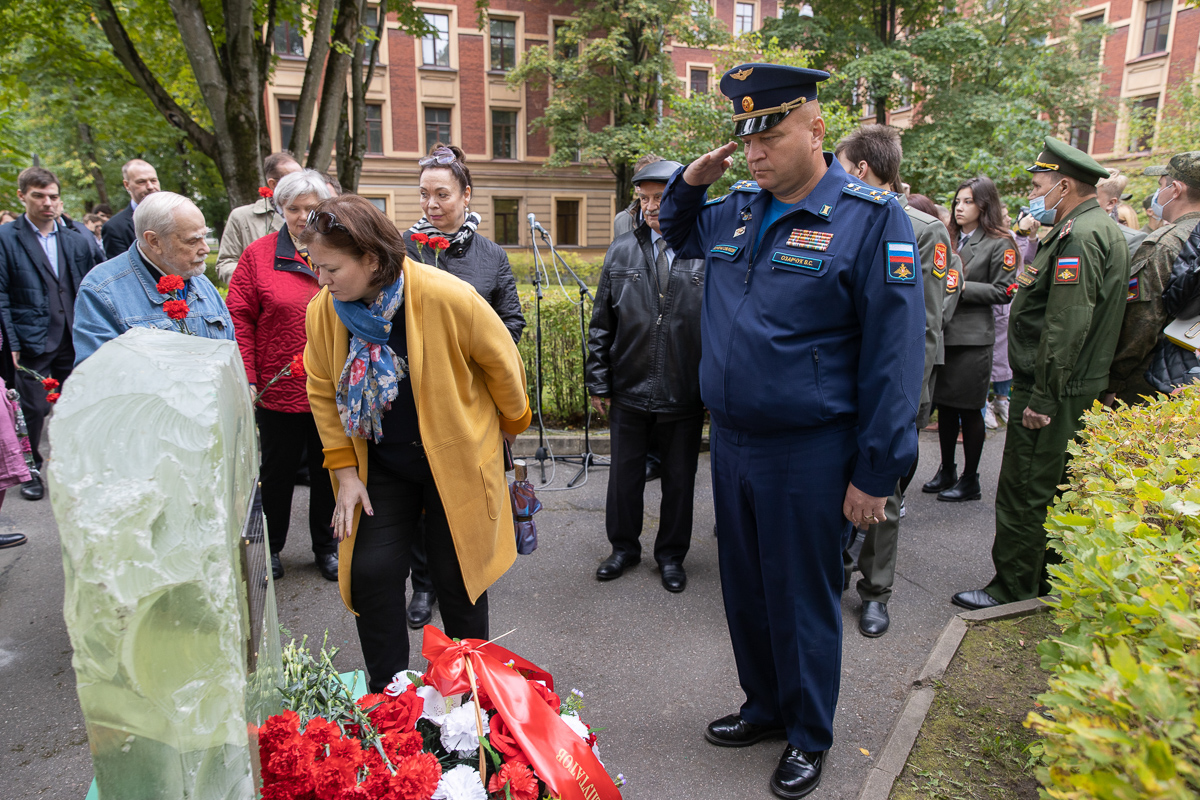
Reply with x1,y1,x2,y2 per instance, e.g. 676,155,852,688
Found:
705,194,730,206
841,182,900,205
730,180,761,193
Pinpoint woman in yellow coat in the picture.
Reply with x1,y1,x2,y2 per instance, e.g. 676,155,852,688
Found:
300,195,531,692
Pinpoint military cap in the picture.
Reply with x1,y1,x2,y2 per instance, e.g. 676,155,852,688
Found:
1025,137,1110,186
1143,151,1200,189
719,63,831,137
632,159,684,186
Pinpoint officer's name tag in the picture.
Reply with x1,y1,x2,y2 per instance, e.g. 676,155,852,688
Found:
711,243,741,260
771,251,823,272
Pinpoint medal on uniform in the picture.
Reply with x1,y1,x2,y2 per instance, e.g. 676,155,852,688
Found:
786,228,833,252
734,226,746,237
741,210,752,222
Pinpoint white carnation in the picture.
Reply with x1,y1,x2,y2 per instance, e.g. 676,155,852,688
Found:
431,764,488,800
560,711,590,741
384,670,423,697
439,701,490,754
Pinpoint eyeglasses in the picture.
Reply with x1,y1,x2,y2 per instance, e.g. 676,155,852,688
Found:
419,149,457,167
307,210,348,235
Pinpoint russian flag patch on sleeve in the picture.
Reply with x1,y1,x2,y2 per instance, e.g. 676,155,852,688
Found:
886,242,917,283
1054,256,1080,284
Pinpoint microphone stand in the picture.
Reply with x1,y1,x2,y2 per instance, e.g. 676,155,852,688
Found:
527,218,551,483
535,225,607,487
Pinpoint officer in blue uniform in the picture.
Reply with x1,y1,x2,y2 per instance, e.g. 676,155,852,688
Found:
659,64,925,798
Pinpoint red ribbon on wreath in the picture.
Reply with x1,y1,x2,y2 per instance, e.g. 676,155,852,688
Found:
422,627,621,800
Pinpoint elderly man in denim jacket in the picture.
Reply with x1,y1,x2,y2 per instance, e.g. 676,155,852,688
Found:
73,192,235,364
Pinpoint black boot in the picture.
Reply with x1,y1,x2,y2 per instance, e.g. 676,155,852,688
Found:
921,463,957,493
938,472,981,502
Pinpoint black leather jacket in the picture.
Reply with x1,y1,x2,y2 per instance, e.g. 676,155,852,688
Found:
585,222,705,415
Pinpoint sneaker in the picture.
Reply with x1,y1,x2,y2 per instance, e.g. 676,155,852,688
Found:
995,396,1010,426
984,403,999,430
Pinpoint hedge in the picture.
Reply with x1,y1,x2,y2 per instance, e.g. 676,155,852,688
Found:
517,288,595,428
1029,387,1200,798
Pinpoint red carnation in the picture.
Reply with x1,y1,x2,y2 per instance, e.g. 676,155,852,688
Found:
381,729,424,762
289,353,306,378
259,186,274,199
389,751,441,800
156,274,185,295
488,761,539,800
163,299,189,320
46,392,60,404
428,236,450,251
411,232,429,245
41,377,60,391
302,716,342,748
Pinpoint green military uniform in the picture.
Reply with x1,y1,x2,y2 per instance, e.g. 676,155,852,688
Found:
1108,212,1200,404
986,138,1130,604
849,197,952,605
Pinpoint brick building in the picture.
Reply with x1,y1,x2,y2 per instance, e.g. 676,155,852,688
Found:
266,0,779,260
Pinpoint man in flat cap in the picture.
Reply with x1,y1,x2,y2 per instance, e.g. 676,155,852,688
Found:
659,64,925,797
1106,152,1200,406
954,137,1129,611
586,158,706,593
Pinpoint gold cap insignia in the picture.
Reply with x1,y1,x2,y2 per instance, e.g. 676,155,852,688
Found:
741,96,754,113
730,67,754,81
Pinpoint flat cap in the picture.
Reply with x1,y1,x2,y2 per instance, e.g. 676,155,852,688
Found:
632,159,684,186
720,63,830,137
1143,151,1200,189
1025,137,1110,186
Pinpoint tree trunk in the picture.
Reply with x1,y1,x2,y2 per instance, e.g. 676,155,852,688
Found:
308,0,362,173
615,162,633,212
77,122,108,206
290,0,337,156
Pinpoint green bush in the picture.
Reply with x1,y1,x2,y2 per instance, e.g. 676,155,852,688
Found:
517,289,595,429
507,250,604,287
1029,388,1200,798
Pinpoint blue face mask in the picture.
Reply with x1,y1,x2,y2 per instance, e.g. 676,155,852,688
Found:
1028,182,1065,224
1151,185,1175,221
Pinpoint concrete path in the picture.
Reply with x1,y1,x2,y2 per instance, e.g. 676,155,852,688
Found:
0,428,1005,799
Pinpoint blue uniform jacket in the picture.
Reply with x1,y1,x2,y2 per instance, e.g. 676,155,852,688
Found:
659,155,925,497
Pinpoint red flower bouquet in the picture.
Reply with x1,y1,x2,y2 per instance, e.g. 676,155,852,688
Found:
261,629,625,800
411,233,451,270
18,366,63,404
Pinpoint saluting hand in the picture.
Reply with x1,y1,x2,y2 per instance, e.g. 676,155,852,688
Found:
683,142,740,187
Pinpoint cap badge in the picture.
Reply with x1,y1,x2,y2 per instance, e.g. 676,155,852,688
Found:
741,96,754,113
730,67,754,81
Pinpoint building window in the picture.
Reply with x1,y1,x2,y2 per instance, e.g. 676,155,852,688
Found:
690,68,709,95
494,199,520,245
555,199,580,246
424,107,451,149
422,12,450,67
492,110,517,159
735,2,755,35
365,104,384,154
554,20,578,60
1131,95,1159,152
366,197,387,214
278,99,297,149
1070,122,1091,154
1079,14,1104,63
490,18,517,71
274,22,304,56
1142,0,1171,56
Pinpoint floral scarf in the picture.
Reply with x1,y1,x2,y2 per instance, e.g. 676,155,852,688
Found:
331,274,406,443
408,210,480,254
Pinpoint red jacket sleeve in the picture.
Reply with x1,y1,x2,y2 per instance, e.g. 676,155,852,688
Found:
226,238,265,386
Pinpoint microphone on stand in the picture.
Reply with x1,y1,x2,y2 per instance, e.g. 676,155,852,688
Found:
527,212,550,237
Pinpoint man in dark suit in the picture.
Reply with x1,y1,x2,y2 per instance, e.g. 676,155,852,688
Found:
0,167,99,499
102,159,160,261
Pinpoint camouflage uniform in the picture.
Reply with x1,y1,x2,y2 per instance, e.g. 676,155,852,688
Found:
1108,211,1200,405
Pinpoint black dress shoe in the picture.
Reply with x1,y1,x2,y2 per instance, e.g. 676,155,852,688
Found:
270,553,284,580
938,472,981,502
661,563,687,593
0,532,27,548
921,463,957,493
859,601,890,638
315,552,339,582
952,589,1001,610
771,746,825,799
595,551,640,581
407,591,436,628
20,476,43,501
704,713,786,747
644,462,661,481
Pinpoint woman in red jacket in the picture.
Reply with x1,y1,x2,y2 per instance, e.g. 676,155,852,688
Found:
228,169,336,582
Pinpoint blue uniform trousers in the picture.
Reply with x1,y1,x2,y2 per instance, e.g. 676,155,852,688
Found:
711,422,856,753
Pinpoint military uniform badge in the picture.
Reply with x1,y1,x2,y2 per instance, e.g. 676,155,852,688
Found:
1058,219,1074,240
1003,249,1017,270
932,242,948,279
786,229,833,251
1127,275,1140,302
946,268,960,293
734,226,746,237
885,242,917,283
1054,256,1080,284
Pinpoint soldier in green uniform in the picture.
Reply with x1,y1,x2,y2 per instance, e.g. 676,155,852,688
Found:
953,137,1130,610
834,125,951,637
1105,152,1200,406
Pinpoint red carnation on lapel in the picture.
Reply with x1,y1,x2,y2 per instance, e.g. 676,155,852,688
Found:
163,300,189,320
156,275,185,295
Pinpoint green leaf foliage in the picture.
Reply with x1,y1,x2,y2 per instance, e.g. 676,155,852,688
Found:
1028,387,1200,798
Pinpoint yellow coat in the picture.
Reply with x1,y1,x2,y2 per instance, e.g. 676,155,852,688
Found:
304,257,532,611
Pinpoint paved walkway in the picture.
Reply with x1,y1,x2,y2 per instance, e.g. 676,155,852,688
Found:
0,429,1005,799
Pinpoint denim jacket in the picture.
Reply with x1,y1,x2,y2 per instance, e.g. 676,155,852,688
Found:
73,243,235,364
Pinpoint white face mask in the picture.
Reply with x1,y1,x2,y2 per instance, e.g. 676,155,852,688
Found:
1151,184,1177,221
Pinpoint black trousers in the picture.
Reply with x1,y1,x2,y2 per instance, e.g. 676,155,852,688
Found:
17,338,74,470
256,408,336,556
353,444,488,692
606,405,704,566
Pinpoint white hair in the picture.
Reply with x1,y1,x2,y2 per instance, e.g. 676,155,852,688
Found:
274,169,332,213
134,192,201,242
